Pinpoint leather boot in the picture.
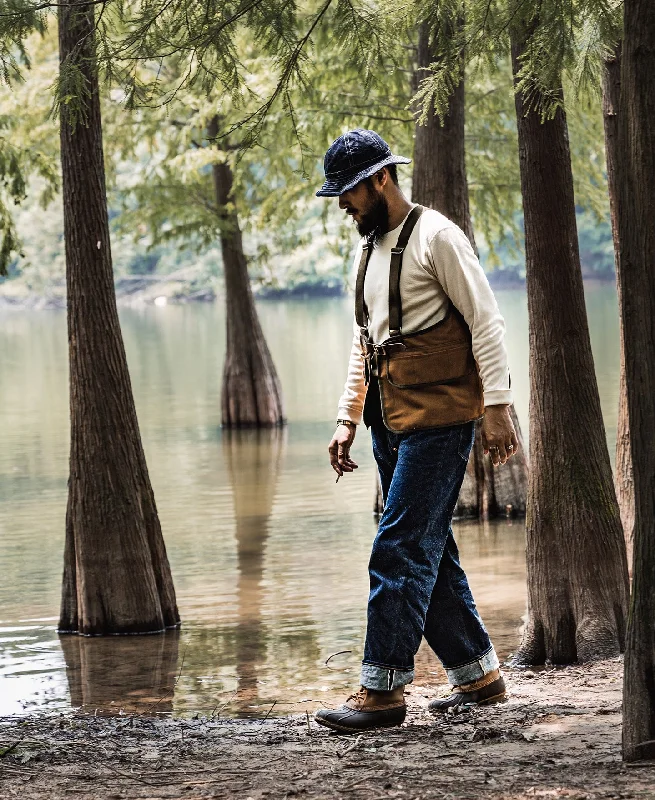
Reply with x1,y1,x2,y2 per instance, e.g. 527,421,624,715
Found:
315,686,406,732
428,669,506,713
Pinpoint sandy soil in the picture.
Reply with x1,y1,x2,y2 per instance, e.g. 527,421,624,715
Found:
1,658,653,800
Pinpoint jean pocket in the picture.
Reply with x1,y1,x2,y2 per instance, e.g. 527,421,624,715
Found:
457,422,475,461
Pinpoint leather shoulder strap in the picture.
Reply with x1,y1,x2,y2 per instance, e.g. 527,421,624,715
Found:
388,205,424,337
355,243,373,330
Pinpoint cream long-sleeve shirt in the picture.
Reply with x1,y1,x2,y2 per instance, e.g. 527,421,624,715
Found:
337,207,513,425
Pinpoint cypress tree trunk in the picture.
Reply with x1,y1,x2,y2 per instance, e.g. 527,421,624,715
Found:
618,0,655,763
58,1,179,635
412,21,476,250
411,19,528,519
509,22,629,664
208,117,285,428
602,44,634,549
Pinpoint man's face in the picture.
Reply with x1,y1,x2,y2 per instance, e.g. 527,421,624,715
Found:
338,174,389,247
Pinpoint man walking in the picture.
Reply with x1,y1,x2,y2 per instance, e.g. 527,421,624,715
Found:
315,129,518,732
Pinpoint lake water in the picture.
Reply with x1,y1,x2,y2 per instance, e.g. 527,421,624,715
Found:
0,286,621,717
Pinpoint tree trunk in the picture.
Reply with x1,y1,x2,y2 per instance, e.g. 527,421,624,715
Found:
412,20,476,251
208,117,285,428
602,44,634,550
618,0,655,762
58,1,179,635
509,22,629,664
411,19,528,519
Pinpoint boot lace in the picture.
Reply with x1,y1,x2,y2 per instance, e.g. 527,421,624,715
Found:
346,687,367,706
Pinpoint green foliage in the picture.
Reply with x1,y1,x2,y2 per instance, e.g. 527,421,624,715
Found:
0,0,617,290
0,29,58,274
0,0,48,84
410,0,622,123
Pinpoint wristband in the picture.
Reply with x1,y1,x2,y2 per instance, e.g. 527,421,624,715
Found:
336,418,356,429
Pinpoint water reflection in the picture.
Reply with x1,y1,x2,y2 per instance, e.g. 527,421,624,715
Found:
0,290,622,716
60,629,180,714
225,429,283,711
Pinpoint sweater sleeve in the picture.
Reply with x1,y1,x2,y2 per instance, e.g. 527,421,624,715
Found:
426,226,513,407
336,317,367,425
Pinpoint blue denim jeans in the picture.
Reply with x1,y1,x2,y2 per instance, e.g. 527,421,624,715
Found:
361,420,498,691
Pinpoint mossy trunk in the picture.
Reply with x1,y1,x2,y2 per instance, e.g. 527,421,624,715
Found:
411,18,527,519
208,118,285,428
58,0,179,635
510,21,629,665
617,0,655,763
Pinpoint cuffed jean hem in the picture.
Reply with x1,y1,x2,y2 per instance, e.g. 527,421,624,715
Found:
361,662,414,691
444,646,499,685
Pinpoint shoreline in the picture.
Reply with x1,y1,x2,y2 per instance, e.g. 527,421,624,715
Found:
1,658,652,799
0,275,617,312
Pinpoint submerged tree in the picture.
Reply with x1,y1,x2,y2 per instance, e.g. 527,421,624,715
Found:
106,94,286,427
509,9,628,663
209,116,284,427
57,0,179,634
618,0,655,763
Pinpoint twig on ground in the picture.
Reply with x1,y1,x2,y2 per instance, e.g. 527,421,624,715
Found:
337,734,363,759
210,688,239,719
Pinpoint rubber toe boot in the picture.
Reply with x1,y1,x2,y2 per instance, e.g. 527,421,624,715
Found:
315,686,406,732
428,669,506,713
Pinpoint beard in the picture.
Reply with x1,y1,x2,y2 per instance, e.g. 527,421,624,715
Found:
356,186,389,248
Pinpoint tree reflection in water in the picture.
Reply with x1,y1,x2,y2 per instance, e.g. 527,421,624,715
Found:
60,628,180,714
223,427,284,714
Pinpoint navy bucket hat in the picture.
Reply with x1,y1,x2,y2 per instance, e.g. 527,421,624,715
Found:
316,129,411,197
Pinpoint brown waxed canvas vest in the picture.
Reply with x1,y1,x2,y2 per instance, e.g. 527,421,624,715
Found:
356,205,485,432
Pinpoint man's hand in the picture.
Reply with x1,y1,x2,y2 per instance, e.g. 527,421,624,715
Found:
481,405,519,467
329,423,358,479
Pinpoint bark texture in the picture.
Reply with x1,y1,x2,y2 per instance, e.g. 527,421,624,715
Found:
602,44,635,549
618,0,655,762
510,24,629,664
208,118,285,428
412,21,476,251
411,20,528,519
58,2,179,635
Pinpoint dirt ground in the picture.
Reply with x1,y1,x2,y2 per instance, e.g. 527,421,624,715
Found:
1,658,653,800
